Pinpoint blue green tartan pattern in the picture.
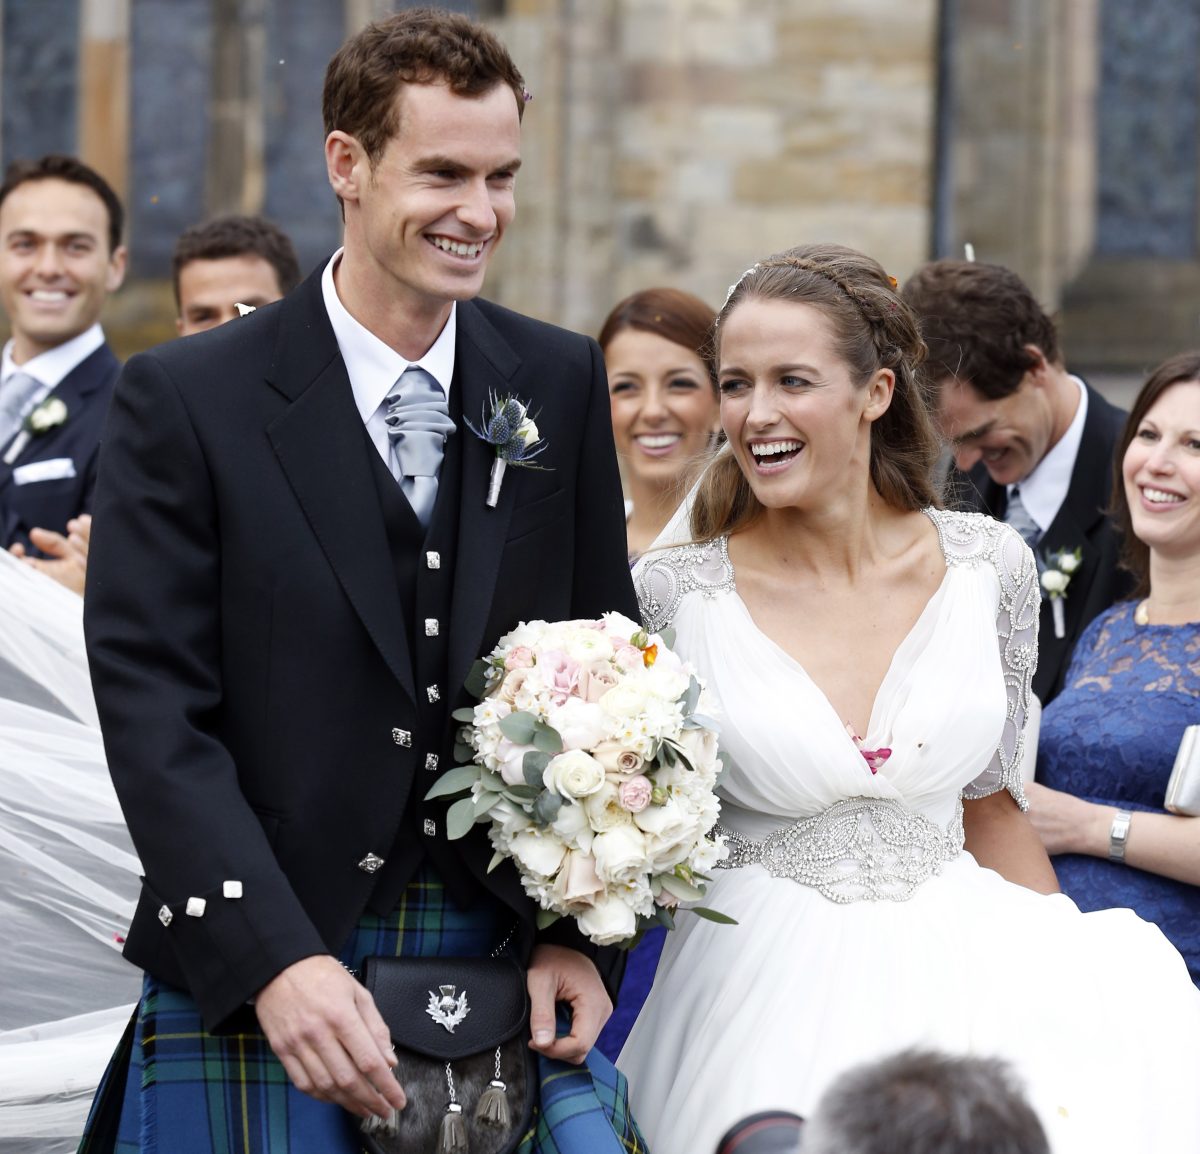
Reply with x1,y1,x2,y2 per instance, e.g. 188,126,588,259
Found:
80,868,645,1154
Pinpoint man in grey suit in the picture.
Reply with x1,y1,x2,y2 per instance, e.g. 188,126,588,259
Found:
902,260,1131,704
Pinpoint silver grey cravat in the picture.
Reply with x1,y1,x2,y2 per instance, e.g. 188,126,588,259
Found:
384,365,455,527
1005,485,1042,551
0,371,44,448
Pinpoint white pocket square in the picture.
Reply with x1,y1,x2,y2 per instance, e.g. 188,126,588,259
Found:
12,457,77,485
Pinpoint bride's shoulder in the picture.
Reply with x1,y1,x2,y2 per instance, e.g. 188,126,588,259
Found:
925,507,1035,579
633,536,735,633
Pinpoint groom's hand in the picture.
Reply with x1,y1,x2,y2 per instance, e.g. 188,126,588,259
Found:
527,943,612,1064
255,955,406,1119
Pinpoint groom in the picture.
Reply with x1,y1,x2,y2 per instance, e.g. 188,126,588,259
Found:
83,8,636,1147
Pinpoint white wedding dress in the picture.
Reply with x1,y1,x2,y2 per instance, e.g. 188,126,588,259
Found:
619,509,1200,1154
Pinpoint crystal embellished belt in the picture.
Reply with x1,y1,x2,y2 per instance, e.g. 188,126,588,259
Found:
715,796,965,903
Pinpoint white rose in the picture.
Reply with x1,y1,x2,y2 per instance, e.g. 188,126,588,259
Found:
676,727,720,774
591,823,650,885
635,797,704,872
583,782,635,832
600,611,642,642
552,697,611,751
1041,570,1069,595
29,397,67,432
543,749,606,799
598,680,655,721
494,739,535,786
507,828,567,878
1058,552,1081,574
563,629,614,664
576,891,638,946
518,416,539,445
551,799,595,853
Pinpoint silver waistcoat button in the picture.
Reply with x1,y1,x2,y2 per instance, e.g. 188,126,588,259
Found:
426,551,441,569
422,819,437,837
391,728,412,747
425,753,439,771
424,618,439,637
358,853,385,874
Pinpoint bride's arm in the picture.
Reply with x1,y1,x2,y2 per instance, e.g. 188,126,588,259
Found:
963,790,1060,894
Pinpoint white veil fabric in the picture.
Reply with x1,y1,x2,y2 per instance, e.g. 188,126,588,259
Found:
0,551,141,1151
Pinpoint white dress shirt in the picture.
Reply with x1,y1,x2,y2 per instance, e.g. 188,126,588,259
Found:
0,322,106,413
1006,374,1089,533
320,250,456,480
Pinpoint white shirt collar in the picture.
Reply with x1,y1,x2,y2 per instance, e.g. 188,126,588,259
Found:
320,250,456,423
1,323,105,389
1007,374,1088,531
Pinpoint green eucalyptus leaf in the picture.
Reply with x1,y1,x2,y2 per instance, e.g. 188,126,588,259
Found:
503,784,542,802
464,659,491,699
498,711,539,744
445,797,477,840
423,765,481,800
532,723,564,754
523,750,553,787
487,850,506,874
690,906,738,925
473,791,500,820
654,905,677,931
453,741,476,763
659,873,704,902
535,908,561,930
658,626,677,649
480,772,507,792
679,675,701,715
450,707,477,723
532,789,564,825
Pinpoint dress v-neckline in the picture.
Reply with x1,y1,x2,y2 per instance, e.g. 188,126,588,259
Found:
721,508,951,748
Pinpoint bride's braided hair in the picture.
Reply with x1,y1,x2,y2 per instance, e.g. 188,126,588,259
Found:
692,243,942,542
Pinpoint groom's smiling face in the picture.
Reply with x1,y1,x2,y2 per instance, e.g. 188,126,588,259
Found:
346,81,522,319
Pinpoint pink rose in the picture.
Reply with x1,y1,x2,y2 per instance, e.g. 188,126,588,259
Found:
613,645,644,672
541,649,581,704
505,646,535,671
578,663,621,704
618,775,653,814
655,888,680,910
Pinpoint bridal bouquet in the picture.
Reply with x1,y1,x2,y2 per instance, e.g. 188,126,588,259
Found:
426,612,731,946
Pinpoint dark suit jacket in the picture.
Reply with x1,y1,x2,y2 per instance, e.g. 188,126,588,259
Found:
83,268,638,1031
949,382,1132,703
0,342,119,551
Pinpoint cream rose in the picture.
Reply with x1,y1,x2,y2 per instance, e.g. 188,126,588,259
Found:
551,850,605,908
591,823,650,885
576,891,638,946
507,829,567,878
552,698,611,751
1041,570,1069,595
591,740,645,777
551,798,595,853
583,782,635,832
543,749,606,799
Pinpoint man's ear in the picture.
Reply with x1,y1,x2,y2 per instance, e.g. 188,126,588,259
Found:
325,131,366,204
1022,344,1051,383
105,245,128,293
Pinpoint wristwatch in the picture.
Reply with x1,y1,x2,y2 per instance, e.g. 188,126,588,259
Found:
1108,809,1133,863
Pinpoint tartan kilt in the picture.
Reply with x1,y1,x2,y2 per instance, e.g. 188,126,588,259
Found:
79,867,646,1154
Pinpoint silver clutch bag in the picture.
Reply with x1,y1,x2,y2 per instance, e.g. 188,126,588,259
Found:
1164,725,1200,817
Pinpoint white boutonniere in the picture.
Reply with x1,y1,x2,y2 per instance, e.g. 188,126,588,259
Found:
465,393,549,507
4,395,69,465
1040,547,1082,639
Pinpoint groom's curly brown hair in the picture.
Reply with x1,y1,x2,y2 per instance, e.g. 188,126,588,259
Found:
323,6,527,172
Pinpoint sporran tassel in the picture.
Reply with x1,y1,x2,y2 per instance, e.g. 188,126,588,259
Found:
436,1103,469,1154
475,1080,510,1126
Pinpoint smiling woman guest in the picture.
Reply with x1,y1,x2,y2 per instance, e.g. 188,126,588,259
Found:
1028,351,1200,985
599,288,719,559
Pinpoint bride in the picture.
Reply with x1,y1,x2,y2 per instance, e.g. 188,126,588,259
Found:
618,244,1200,1153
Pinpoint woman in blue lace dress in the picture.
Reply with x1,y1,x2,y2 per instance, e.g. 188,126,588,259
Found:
1028,351,1200,984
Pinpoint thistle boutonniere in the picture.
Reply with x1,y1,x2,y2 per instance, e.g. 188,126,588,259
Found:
465,392,550,507
1040,547,1082,639
4,396,68,465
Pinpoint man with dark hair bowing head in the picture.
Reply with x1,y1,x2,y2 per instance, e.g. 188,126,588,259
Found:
80,9,641,1152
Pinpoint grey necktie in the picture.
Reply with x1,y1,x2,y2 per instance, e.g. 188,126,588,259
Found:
1005,486,1042,551
383,365,455,528
0,371,44,448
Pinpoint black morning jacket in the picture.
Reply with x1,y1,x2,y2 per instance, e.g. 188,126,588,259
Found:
84,265,638,1032
947,381,1133,705
0,342,119,551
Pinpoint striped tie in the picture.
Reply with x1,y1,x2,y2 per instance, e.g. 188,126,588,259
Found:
0,371,44,449
1005,486,1041,551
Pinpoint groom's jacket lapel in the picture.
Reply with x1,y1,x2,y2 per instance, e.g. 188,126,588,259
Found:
447,300,521,701
264,278,417,703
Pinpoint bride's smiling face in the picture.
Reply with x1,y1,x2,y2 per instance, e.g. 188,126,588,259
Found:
717,297,892,511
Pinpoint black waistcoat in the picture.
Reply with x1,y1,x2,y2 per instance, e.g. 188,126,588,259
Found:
363,389,482,914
